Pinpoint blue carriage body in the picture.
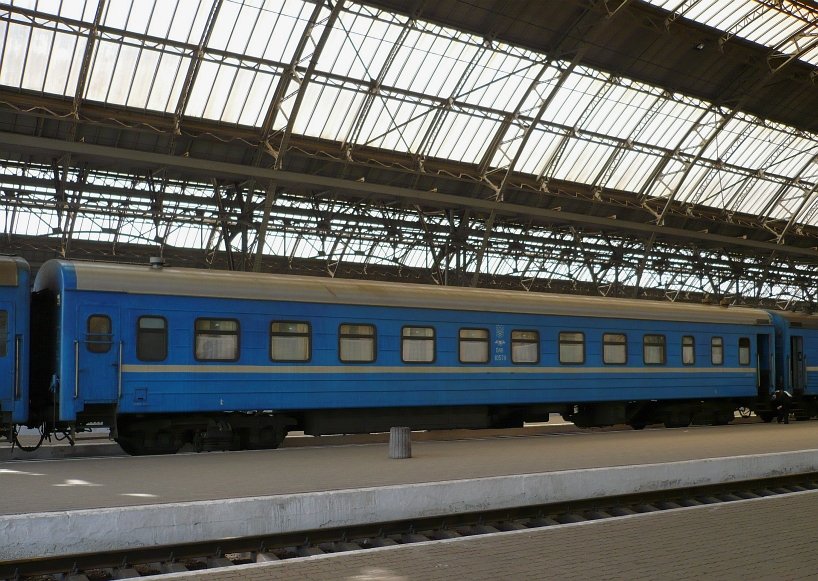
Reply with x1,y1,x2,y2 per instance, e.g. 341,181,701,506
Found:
32,259,776,428
0,256,30,426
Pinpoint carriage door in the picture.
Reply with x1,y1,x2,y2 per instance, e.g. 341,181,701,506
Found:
756,334,772,398
76,307,120,403
0,302,20,406
791,335,806,395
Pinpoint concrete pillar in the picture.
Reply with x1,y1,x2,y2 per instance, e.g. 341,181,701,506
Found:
389,426,411,459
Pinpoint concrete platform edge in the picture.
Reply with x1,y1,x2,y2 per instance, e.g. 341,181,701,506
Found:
2,449,817,560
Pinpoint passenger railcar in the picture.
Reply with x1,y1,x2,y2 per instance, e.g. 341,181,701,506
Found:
0,256,30,434
24,258,792,455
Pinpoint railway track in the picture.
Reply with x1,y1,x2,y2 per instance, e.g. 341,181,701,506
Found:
3,472,815,580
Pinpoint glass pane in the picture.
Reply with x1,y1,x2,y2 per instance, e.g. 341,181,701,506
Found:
512,342,538,364
712,337,724,365
196,319,238,332
87,315,112,354
402,339,434,363
460,340,489,363
272,321,309,334
460,329,489,340
739,338,751,366
196,334,238,360
403,327,434,338
559,332,584,364
271,336,309,361
682,336,695,365
644,335,665,365
340,337,375,362
137,316,166,361
341,324,374,337
603,333,627,365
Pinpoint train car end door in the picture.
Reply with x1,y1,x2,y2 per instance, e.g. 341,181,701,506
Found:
791,335,806,395
76,307,121,405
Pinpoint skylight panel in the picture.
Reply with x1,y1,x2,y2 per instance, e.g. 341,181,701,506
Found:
324,9,403,81
458,48,543,113
426,111,501,163
517,128,562,176
605,150,661,192
540,70,607,129
297,84,368,142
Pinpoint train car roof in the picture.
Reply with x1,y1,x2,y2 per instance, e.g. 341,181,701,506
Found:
774,311,818,330
35,259,774,326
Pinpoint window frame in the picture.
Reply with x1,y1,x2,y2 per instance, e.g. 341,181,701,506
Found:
194,317,240,362
738,337,751,366
511,329,539,364
602,332,627,365
137,315,168,362
338,323,377,363
86,314,113,354
458,327,490,364
558,331,585,365
711,336,724,366
270,320,311,363
643,334,666,365
401,326,436,364
682,335,695,366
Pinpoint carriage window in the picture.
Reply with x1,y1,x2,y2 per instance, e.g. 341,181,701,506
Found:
271,321,310,362
711,337,724,365
559,332,585,364
738,337,751,366
0,310,6,357
603,333,627,365
339,324,376,363
137,316,167,361
682,336,695,365
402,327,435,363
87,315,112,353
195,319,239,361
643,335,666,365
511,330,539,364
459,328,489,363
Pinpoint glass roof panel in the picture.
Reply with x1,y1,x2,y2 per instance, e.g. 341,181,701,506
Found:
517,128,562,176
457,45,542,113
605,150,662,192
320,9,401,84
540,68,608,129
581,82,662,140
426,111,501,163
643,0,818,66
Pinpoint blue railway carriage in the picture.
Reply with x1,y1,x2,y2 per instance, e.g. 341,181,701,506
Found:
0,256,30,436
29,259,777,455
763,311,818,421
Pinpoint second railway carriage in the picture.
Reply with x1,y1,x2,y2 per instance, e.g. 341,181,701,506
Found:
0,256,30,436
29,258,781,455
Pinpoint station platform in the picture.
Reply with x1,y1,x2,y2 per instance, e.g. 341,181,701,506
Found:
2,421,818,561
156,489,818,580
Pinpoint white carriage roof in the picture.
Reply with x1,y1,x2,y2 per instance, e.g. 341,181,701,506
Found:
36,259,777,326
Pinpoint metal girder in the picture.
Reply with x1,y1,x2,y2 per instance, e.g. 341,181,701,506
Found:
6,131,818,260
251,0,343,272
172,0,224,135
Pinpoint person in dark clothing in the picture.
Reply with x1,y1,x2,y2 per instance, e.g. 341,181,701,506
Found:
771,389,792,424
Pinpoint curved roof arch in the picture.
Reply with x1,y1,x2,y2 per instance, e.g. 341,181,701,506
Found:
0,0,817,309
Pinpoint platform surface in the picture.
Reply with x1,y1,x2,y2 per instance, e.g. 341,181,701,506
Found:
160,490,818,580
2,421,818,516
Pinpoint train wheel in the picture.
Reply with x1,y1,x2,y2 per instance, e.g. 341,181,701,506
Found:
628,421,646,430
